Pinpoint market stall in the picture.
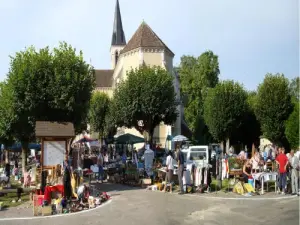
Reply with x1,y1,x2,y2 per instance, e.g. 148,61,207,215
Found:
113,134,146,186
224,150,280,196
30,121,111,216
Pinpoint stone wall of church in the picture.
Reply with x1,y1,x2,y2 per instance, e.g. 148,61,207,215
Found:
143,52,163,66
121,50,140,80
164,52,174,72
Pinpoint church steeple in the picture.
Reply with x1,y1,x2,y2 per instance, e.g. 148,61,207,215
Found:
111,0,126,46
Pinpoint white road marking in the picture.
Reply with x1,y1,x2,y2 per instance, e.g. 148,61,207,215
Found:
0,199,112,221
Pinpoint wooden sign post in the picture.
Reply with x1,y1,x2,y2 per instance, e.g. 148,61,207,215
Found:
35,121,75,181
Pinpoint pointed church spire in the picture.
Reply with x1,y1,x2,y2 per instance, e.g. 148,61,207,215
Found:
111,0,126,46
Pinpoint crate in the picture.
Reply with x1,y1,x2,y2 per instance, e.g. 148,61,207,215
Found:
42,206,52,216
141,178,152,185
33,194,44,216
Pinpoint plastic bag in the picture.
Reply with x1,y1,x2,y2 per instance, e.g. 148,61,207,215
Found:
233,182,244,195
243,183,255,193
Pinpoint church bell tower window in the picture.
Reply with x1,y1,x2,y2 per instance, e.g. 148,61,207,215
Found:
115,51,119,65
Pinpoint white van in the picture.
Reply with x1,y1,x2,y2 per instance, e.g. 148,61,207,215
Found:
181,145,209,166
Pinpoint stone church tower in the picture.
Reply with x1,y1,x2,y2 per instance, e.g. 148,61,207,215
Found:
110,0,126,69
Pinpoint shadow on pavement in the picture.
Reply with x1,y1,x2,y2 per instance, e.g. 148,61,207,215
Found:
92,182,144,193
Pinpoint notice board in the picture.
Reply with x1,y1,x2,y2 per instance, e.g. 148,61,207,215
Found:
43,141,65,166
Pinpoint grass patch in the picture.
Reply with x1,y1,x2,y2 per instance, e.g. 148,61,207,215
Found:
0,178,30,209
0,192,30,209
210,179,229,192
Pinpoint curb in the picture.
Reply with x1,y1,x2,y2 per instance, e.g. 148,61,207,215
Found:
155,190,299,201
0,199,112,221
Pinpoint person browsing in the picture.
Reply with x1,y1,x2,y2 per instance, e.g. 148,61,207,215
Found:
164,151,174,193
97,150,104,183
176,146,185,195
276,148,289,194
288,150,299,195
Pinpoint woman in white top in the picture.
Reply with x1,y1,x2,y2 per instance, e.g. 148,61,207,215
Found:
251,151,261,172
164,151,174,193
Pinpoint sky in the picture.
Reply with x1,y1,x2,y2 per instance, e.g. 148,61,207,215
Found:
0,0,298,90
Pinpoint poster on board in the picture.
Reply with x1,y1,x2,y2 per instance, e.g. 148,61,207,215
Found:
43,141,65,166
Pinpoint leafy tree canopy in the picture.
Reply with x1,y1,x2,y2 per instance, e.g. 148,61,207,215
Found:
104,99,118,139
89,92,110,138
233,91,261,148
5,42,95,143
246,91,257,111
203,80,248,142
285,101,299,149
0,82,16,147
289,77,299,102
255,73,293,145
112,65,178,144
178,51,220,143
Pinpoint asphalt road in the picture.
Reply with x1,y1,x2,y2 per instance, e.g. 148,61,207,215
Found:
0,184,299,225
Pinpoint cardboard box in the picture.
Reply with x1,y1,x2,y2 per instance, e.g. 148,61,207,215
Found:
140,178,152,188
42,206,52,216
141,178,152,185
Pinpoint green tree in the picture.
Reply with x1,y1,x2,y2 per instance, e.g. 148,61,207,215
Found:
289,77,299,101
5,42,95,170
285,101,299,149
203,80,248,146
255,73,293,146
179,51,220,143
203,80,248,189
233,91,261,148
104,100,118,140
89,92,110,139
0,82,15,148
112,65,178,145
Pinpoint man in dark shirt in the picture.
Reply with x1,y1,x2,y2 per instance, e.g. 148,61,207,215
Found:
5,163,10,182
177,147,185,194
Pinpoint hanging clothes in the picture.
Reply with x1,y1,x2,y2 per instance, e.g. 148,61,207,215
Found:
186,164,194,184
182,170,190,185
143,147,154,176
204,168,208,185
63,166,72,199
195,167,202,186
222,159,228,180
193,164,212,186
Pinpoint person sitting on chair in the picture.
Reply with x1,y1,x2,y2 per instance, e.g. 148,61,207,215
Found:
242,160,252,183
250,151,261,173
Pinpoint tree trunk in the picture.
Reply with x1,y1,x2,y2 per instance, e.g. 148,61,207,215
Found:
148,128,155,149
98,132,103,154
68,137,75,159
218,152,222,190
21,142,29,173
5,150,9,164
226,138,230,154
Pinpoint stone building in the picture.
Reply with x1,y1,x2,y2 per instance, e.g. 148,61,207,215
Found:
93,0,190,147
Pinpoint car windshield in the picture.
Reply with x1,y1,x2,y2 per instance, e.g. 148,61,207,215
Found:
190,151,206,160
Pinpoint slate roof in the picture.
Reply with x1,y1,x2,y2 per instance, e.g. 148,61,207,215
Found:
111,0,126,46
35,121,75,137
120,22,174,56
95,70,114,88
